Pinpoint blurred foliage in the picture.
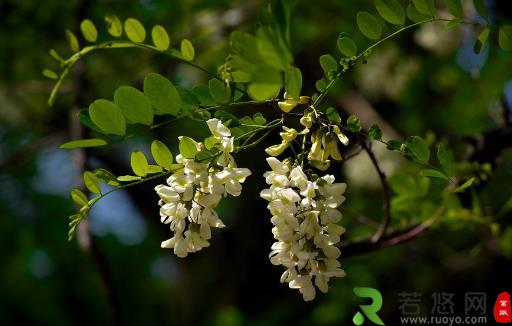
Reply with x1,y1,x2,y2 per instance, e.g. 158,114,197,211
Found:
1,0,512,325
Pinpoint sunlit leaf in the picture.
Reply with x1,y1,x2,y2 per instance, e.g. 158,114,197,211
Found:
93,168,120,187
143,73,181,115
151,140,174,170
247,66,282,100
105,14,122,37
42,69,58,80
131,150,149,177
60,139,108,149
181,39,195,61
117,175,142,182
474,27,489,54
80,19,98,42
124,18,146,43
455,177,476,192
114,86,153,125
151,25,170,51
70,188,88,206
65,29,79,52
179,136,198,159
89,99,126,136
285,66,302,99
83,171,101,194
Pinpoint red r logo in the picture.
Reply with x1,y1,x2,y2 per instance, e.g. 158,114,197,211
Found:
494,292,512,323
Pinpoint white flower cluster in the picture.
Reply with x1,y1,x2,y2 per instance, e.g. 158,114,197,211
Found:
155,119,251,257
260,157,347,301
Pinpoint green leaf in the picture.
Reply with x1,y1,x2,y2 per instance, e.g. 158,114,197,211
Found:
181,39,195,61
42,69,59,80
124,18,146,43
319,54,338,75
373,0,406,25
193,85,217,106
346,115,362,132
315,79,328,92
455,177,475,193
356,12,382,40
60,138,108,149
65,29,80,52
420,169,449,180
117,175,142,182
143,73,181,115
337,37,358,57
49,49,64,63
89,100,126,136
443,0,463,18
93,168,120,187
413,0,435,16
285,66,302,100
473,0,488,21
499,26,512,51
445,21,461,30
71,188,89,206
151,140,174,170
114,86,153,125
386,140,402,150
83,171,101,194
437,143,453,175
179,136,198,159
131,150,149,177
148,165,163,174
204,136,220,150
247,66,282,100
405,136,430,164
151,25,170,51
209,79,231,104
80,19,98,42
326,107,341,124
78,109,103,133
406,3,432,23
474,27,490,54
105,14,122,37
368,124,382,140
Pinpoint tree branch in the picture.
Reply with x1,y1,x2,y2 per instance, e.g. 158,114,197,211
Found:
360,139,391,243
341,206,446,257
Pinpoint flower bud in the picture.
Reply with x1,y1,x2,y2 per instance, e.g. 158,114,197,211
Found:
265,141,289,156
280,126,298,142
278,99,299,113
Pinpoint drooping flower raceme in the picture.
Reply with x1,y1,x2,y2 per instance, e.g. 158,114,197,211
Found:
155,119,251,257
260,157,347,301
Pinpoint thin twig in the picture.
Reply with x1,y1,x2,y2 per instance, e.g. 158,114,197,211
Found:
341,206,446,257
360,139,391,243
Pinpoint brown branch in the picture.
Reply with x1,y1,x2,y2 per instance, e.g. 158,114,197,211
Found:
360,139,391,243
341,206,446,257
